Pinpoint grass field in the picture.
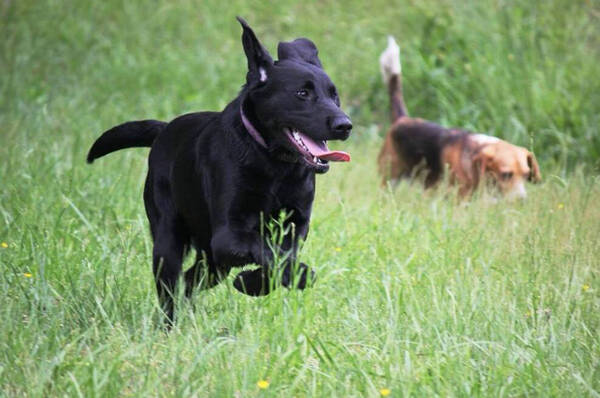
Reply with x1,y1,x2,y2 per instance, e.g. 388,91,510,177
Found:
1,0,600,396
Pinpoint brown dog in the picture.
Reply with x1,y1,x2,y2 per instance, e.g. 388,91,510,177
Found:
378,37,541,199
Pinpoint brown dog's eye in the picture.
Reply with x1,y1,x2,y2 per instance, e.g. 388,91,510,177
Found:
500,171,513,180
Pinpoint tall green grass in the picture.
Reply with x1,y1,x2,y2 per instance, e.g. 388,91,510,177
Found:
1,0,599,396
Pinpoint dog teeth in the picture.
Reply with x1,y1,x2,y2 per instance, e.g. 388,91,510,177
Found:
290,130,310,152
292,131,302,144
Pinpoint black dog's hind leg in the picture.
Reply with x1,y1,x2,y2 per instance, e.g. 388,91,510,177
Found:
145,173,186,325
152,217,186,326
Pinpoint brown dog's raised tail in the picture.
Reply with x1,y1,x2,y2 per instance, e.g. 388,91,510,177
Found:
86,120,166,163
379,36,407,122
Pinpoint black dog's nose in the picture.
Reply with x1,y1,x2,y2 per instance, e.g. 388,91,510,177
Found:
331,116,353,137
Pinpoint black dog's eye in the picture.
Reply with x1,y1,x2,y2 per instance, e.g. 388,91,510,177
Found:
296,89,310,99
500,171,513,180
329,87,340,106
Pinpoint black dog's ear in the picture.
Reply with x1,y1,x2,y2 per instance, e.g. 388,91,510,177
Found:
277,38,323,68
236,16,273,84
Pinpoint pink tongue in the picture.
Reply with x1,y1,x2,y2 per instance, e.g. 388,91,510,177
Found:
299,132,351,162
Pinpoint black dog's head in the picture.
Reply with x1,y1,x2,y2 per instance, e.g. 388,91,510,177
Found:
237,17,352,173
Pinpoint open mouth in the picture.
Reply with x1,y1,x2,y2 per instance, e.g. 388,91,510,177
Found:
284,127,350,171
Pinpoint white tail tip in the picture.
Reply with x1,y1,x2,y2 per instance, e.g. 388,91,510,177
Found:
379,35,401,84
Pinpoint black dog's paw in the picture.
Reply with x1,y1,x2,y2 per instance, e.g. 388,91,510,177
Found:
282,262,316,290
233,268,270,296
234,264,316,296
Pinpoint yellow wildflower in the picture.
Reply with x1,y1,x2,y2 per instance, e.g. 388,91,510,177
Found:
380,388,391,396
257,380,269,389
557,203,564,209
335,247,342,252
582,284,590,292
1,242,8,248
24,272,32,278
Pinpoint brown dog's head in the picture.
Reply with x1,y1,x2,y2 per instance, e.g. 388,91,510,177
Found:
472,135,541,199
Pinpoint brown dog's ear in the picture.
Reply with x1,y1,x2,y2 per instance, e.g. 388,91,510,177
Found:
472,145,495,181
527,151,541,183
236,16,274,84
277,38,323,68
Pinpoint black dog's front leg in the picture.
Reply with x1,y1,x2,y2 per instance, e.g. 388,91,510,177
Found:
210,227,272,296
233,262,314,296
210,227,314,296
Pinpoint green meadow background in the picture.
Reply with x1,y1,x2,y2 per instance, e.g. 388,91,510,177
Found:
1,0,599,396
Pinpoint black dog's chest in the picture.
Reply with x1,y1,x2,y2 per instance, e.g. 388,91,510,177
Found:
169,129,315,244
265,174,315,220
223,165,315,226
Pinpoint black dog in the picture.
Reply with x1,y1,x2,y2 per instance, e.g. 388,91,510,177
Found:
87,17,352,323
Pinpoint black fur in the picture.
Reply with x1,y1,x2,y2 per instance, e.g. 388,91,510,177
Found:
87,120,166,163
87,17,352,324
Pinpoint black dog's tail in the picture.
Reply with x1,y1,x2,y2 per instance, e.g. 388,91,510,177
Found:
86,120,167,163
379,36,408,122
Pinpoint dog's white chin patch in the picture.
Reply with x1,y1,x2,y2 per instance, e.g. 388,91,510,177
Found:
506,181,527,200
259,67,267,82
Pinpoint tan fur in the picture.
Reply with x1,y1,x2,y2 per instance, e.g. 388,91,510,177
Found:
473,140,541,199
441,141,474,197
378,120,405,185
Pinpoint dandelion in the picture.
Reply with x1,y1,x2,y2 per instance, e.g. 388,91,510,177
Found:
380,388,391,396
582,284,590,292
1,242,8,248
557,203,564,210
23,272,32,278
335,247,342,252
257,380,269,389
